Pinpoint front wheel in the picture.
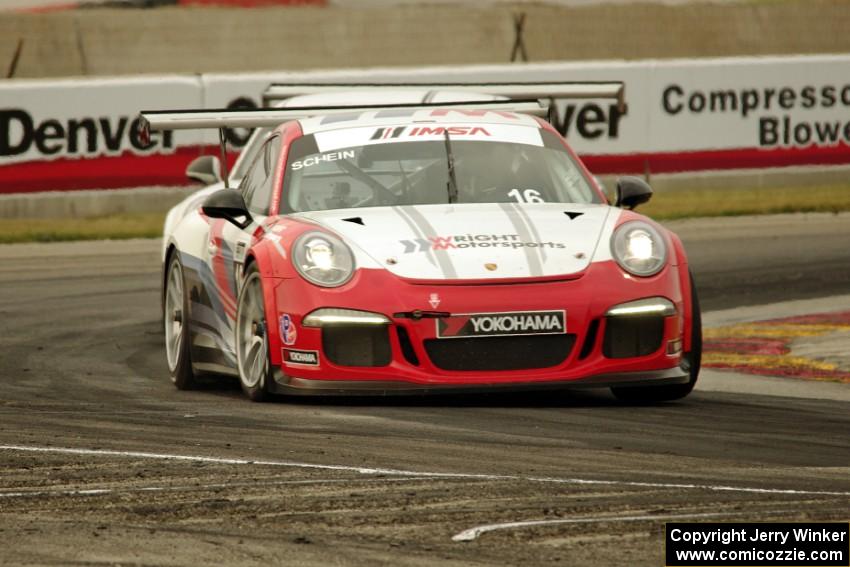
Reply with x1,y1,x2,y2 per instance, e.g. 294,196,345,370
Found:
235,264,273,402
611,272,702,403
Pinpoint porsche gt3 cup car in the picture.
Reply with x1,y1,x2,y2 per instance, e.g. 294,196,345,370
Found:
143,83,701,403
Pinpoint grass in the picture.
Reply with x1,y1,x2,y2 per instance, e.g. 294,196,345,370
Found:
0,184,849,244
638,184,850,221
0,213,166,244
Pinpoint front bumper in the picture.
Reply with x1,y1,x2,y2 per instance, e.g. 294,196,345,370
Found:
268,260,688,393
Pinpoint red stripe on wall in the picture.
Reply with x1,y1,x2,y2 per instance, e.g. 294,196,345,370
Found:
2,143,850,194
582,142,850,175
8,1,82,13
0,146,236,194
177,0,325,5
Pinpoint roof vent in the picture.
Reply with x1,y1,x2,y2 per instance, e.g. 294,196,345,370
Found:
343,217,364,226
564,211,584,220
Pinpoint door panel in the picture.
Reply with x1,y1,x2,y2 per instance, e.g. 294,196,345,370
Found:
193,135,280,369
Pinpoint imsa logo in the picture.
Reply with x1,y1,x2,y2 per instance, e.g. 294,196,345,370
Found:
437,310,566,339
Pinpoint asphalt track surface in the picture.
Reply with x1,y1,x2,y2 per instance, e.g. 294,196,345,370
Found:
1,213,848,566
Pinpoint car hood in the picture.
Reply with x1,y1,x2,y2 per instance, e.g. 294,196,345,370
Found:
291,202,618,281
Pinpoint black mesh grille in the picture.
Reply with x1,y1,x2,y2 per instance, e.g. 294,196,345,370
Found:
602,315,664,359
322,325,391,367
424,334,575,371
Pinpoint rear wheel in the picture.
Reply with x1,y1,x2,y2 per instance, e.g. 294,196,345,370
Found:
611,272,702,403
235,264,273,402
164,254,197,390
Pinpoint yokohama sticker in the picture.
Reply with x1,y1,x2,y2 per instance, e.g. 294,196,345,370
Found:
437,310,566,339
282,348,319,366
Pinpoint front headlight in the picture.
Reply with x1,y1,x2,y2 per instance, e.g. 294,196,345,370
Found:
611,221,667,277
293,231,355,287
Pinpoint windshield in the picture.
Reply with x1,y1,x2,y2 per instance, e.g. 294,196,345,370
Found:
281,124,601,213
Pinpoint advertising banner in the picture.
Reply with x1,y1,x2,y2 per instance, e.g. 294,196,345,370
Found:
0,76,203,192
2,55,849,193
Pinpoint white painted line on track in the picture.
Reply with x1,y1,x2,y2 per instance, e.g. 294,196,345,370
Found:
452,511,781,542
0,444,473,477
3,444,850,498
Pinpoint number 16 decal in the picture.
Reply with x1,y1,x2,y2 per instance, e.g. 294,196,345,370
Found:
508,188,545,203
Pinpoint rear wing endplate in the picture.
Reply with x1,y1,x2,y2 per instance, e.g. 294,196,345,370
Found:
261,81,626,113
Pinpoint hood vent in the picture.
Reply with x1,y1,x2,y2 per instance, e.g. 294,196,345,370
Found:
564,211,584,220
343,216,365,226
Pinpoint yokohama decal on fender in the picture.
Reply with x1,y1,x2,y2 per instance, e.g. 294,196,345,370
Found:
282,348,319,366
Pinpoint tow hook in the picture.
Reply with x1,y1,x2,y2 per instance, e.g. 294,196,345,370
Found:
393,310,452,320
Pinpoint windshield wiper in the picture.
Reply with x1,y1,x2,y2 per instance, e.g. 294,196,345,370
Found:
443,130,459,204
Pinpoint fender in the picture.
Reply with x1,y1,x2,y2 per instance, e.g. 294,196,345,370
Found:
612,209,692,352
161,239,179,315
667,230,694,353
246,214,373,367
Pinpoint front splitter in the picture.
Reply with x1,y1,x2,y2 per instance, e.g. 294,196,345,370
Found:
270,366,688,396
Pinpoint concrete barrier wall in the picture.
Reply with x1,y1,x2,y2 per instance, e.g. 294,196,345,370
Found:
0,6,513,77
2,0,850,79
524,1,850,62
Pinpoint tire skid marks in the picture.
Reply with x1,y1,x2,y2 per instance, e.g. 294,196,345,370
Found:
0,476,442,500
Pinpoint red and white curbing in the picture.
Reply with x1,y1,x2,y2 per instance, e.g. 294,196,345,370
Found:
699,295,850,398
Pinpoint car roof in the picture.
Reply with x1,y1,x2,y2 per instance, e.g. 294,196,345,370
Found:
277,89,541,135
297,109,542,135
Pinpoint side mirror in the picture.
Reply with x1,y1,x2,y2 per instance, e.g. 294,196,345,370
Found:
186,155,222,185
202,189,252,229
615,176,653,210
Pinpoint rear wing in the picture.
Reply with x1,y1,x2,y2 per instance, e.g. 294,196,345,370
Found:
138,99,549,137
137,99,550,188
261,81,626,113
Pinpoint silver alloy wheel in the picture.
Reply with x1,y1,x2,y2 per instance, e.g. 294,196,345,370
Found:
164,258,184,373
236,273,268,389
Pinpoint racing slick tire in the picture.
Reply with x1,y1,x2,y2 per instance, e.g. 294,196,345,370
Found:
235,263,274,402
164,254,198,390
611,272,702,403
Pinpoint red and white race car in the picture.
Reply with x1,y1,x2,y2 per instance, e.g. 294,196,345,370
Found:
141,83,701,403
